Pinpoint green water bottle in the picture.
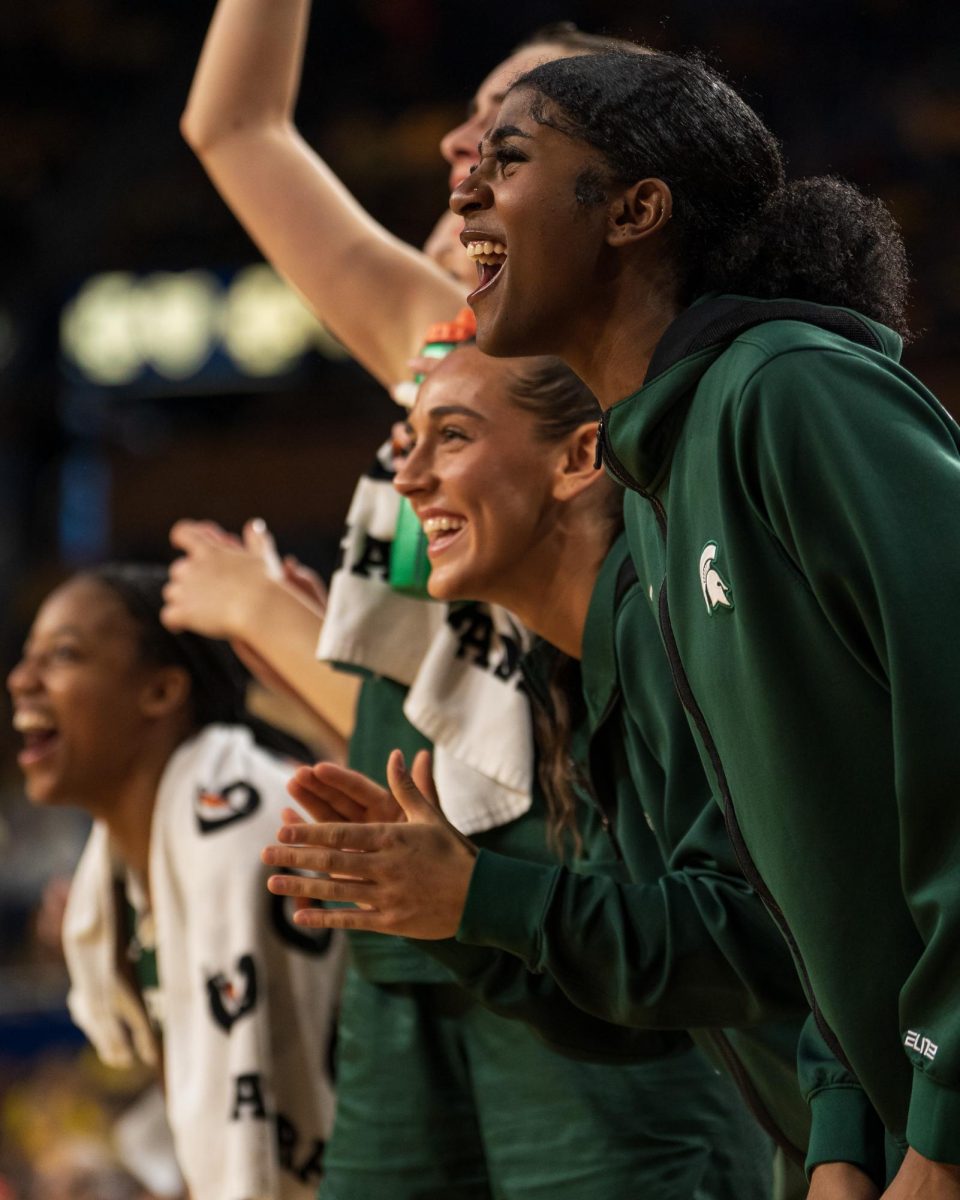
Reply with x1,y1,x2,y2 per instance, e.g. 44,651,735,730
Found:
388,320,465,598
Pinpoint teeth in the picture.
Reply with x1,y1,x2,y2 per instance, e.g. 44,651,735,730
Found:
422,516,466,537
465,240,507,263
13,712,56,734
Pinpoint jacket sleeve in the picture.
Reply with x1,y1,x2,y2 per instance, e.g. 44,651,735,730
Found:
799,1014,888,1184
741,346,960,1162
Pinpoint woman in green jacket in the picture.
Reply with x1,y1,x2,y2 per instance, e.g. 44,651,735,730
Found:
438,46,958,1198
261,344,879,1200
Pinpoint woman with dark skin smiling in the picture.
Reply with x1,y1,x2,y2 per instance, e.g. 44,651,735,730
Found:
438,47,959,1199
8,565,341,1199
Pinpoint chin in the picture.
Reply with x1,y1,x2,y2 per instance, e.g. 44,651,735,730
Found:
474,310,553,361
427,567,470,603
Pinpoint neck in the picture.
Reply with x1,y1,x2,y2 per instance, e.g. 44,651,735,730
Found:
97,720,192,885
497,515,610,660
562,270,679,409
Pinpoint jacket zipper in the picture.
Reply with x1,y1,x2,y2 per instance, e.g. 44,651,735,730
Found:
585,692,627,863
597,417,848,1159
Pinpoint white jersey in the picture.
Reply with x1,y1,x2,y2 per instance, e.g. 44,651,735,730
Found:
63,724,343,1200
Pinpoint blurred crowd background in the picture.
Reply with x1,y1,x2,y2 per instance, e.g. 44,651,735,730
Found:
0,0,957,1194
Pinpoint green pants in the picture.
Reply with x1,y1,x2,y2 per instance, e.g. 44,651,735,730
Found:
320,967,773,1200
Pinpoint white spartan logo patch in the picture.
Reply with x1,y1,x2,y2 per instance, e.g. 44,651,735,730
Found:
700,543,733,613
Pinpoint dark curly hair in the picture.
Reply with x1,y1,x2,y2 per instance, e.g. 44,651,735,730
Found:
83,563,311,763
513,50,911,336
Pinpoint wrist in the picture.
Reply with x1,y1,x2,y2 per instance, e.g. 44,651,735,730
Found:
230,571,277,640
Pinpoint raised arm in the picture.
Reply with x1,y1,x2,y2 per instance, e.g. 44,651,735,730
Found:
181,0,465,388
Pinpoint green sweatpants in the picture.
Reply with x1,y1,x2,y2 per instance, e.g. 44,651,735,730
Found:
320,967,773,1200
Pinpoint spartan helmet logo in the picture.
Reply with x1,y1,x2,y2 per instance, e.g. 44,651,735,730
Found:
207,953,258,1032
699,543,734,614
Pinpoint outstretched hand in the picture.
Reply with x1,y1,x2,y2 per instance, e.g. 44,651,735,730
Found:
264,749,477,940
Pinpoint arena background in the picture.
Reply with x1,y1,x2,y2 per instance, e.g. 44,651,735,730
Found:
0,1,957,1194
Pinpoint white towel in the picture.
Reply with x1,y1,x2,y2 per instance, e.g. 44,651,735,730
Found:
63,725,344,1200
318,450,534,835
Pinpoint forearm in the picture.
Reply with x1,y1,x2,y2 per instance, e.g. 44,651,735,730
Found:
236,580,359,740
418,937,691,1062
456,850,806,1030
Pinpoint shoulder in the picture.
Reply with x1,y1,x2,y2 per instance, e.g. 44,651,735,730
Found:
707,330,951,461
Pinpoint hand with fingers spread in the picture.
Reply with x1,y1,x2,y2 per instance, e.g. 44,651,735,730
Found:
287,760,407,825
263,749,477,940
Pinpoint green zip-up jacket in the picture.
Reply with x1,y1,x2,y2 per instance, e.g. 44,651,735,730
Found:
601,294,960,1168
421,536,881,1176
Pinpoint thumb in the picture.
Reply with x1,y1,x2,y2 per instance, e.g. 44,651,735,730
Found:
385,749,437,824
410,750,441,809
243,517,283,578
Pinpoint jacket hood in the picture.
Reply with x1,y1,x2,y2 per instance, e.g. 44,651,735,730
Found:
604,294,903,493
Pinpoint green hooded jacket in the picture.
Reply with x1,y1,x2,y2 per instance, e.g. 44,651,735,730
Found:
600,294,960,1168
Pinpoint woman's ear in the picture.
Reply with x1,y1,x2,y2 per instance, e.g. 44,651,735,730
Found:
139,665,191,720
606,177,673,249
552,422,606,502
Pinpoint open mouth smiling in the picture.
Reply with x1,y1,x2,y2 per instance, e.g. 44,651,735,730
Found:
464,237,507,297
13,709,61,767
421,513,467,557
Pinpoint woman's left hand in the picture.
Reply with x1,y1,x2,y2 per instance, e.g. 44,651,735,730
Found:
263,749,478,940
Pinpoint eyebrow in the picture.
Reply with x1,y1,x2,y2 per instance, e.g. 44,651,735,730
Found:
21,626,85,652
429,404,487,421
488,123,533,146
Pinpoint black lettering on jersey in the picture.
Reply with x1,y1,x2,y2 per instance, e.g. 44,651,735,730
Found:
350,535,392,581
275,1114,325,1185
195,780,260,834
207,954,258,1032
269,872,335,957
493,632,521,683
295,1139,325,1184
230,1073,267,1121
276,1113,298,1171
448,605,493,670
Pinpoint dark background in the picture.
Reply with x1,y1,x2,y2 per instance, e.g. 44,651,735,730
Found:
0,1,957,1189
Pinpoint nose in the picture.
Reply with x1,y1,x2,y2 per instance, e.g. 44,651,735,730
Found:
7,654,38,699
393,439,434,500
450,169,491,218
